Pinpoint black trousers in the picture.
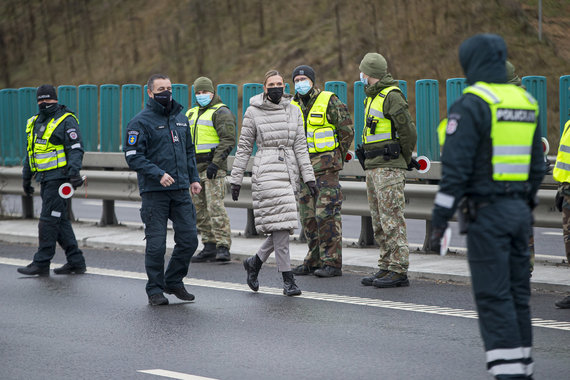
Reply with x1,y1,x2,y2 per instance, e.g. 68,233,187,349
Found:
32,179,85,268
467,198,533,379
140,190,198,296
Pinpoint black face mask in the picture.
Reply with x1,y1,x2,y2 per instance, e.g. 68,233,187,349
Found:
153,90,172,111
267,87,284,104
38,102,58,115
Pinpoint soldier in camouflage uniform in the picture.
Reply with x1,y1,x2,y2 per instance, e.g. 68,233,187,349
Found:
290,65,354,278
357,53,417,288
188,77,236,262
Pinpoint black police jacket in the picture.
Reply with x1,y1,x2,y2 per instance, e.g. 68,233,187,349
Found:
124,98,200,194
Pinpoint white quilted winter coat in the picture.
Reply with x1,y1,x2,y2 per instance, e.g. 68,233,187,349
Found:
230,92,315,234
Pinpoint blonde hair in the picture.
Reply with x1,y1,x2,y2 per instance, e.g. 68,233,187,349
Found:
264,70,283,85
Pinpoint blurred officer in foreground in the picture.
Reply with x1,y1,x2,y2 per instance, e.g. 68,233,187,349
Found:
17,85,87,276
357,53,417,288
290,65,354,278
124,73,202,306
553,118,570,309
187,77,236,263
431,34,544,379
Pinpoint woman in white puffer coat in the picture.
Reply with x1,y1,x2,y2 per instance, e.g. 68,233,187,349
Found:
230,70,317,296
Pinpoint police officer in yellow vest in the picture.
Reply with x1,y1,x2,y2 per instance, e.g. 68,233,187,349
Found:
430,35,544,379
17,84,87,276
187,77,236,262
553,119,570,309
289,65,354,278
357,54,417,288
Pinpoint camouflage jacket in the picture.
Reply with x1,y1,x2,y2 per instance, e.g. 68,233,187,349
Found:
363,75,417,170
293,88,354,176
190,95,236,173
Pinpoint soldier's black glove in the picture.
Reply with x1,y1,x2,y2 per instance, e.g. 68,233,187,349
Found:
544,157,553,175
306,181,319,198
555,191,564,212
69,175,84,190
407,158,421,171
23,179,34,196
429,224,447,254
206,162,219,179
231,184,241,201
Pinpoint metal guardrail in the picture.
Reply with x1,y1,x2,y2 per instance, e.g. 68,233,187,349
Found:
0,153,562,251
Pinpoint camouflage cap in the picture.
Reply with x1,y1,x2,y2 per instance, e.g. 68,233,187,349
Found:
194,76,214,93
506,60,522,87
359,53,387,80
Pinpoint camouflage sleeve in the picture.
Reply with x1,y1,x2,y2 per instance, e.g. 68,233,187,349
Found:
384,91,417,165
327,95,354,158
212,106,237,167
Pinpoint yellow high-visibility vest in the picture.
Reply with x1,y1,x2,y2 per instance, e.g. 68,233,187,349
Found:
553,120,570,183
362,86,401,145
26,113,76,172
464,82,539,181
186,103,224,154
292,91,339,153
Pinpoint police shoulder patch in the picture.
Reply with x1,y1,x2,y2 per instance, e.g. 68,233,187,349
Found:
66,128,78,140
446,118,458,135
127,130,139,146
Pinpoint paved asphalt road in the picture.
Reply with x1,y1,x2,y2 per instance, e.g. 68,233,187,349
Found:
1,195,566,257
1,242,569,380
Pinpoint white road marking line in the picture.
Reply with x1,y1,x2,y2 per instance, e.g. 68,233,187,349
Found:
542,231,563,236
137,369,218,380
3,257,570,331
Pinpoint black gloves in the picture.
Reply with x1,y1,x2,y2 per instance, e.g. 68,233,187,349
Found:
206,162,219,179
306,181,318,198
231,184,241,201
429,225,447,254
556,191,564,212
407,158,421,171
69,175,84,190
23,179,34,196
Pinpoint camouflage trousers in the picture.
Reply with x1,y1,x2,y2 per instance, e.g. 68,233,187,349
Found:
191,170,231,249
563,195,570,262
366,167,409,274
298,172,343,268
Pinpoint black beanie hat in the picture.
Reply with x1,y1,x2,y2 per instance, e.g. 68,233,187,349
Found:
36,84,58,102
292,65,316,84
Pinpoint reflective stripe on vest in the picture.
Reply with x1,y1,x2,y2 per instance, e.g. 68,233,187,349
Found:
553,120,570,183
292,91,338,153
362,86,401,146
186,103,224,154
26,113,76,172
464,82,539,181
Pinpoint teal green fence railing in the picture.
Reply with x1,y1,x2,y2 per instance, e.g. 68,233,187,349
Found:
100,85,120,152
78,85,98,151
1,76,570,165
416,79,440,160
522,76,547,137
560,75,570,136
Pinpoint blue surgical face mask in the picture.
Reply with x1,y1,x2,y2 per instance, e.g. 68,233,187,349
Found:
196,93,212,107
295,80,312,96
360,72,368,86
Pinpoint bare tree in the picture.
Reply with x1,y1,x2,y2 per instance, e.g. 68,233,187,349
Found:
39,0,56,83
192,0,206,74
0,26,11,87
335,0,344,70
258,0,265,38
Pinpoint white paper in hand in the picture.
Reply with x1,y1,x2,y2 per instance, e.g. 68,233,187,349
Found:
440,227,452,256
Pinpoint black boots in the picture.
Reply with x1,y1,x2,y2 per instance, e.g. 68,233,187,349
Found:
215,246,231,262
17,263,49,276
53,263,87,275
243,254,263,291
191,243,217,262
282,271,302,296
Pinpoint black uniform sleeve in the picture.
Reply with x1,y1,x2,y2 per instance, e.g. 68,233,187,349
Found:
185,123,200,184
123,120,165,179
528,120,545,199
61,115,84,178
431,95,485,227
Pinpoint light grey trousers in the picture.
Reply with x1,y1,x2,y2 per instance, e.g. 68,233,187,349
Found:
256,230,291,272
